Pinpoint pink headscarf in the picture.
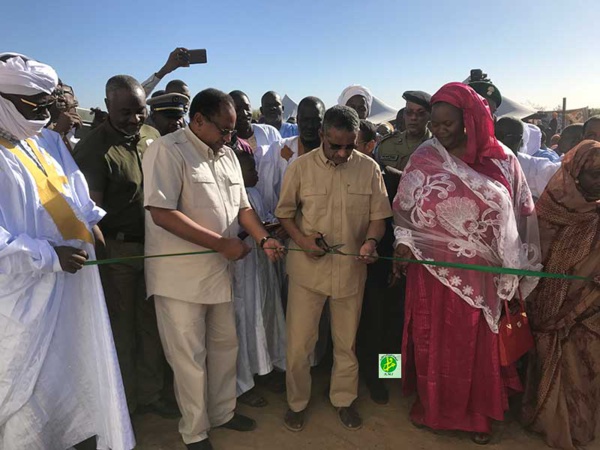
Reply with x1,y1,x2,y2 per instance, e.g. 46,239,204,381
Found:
431,82,506,164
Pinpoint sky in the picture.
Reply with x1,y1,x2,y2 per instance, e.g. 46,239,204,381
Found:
4,0,598,113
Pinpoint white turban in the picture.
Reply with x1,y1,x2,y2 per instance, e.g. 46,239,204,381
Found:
524,124,542,156
0,53,58,96
337,84,373,110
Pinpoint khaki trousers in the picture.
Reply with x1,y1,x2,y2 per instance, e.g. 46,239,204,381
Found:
100,239,165,412
155,296,237,445
286,278,365,412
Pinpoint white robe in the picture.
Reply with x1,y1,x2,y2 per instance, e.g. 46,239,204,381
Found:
256,136,301,215
517,152,560,200
0,131,134,450
233,187,286,396
250,124,281,167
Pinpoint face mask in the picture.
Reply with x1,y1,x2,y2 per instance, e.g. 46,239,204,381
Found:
0,95,49,140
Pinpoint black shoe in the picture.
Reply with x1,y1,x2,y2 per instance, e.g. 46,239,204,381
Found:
186,438,213,450
367,381,389,405
137,397,181,419
219,413,256,432
337,405,362,430
283,409,305,432
471,433,491,445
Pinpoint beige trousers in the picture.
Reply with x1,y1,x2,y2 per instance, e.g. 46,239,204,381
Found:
286,278,365,412
155,296,237,444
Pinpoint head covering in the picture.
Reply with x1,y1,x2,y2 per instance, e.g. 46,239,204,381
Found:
337,85,373,110
147,93,189,118
524,124,542,156
431,82,506,164
527,140,600,346
402,90,432,111
0,54,58,141
469,80,502,108
0,53,58,96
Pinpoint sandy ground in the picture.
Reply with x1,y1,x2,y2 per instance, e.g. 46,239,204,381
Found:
131,366,597,450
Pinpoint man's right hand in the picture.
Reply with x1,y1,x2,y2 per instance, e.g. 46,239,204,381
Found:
217,237,252,261
54,246,89,274
297,233,327,260
157,47,190,79
53,111,82,135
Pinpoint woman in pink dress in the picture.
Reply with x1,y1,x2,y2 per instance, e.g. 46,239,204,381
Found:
392,83,541,444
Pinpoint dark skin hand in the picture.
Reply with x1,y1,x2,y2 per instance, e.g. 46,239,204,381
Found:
52,110,83,135
54,246,89,273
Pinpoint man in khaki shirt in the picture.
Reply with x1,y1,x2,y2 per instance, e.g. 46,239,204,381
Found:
275,105,392,432
143,88,285,450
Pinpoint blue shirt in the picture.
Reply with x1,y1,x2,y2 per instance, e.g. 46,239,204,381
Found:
279,122,299,138
533,148,561,163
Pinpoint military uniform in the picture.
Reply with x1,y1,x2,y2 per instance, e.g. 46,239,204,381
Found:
376,90,432,171
376,128,432,171
73,121,168,414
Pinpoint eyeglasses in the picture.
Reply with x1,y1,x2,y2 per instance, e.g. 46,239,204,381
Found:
20,97,56,114
326,138,356,151
205,116,236,137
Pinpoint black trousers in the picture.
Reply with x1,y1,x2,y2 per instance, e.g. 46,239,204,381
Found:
356,258,405,387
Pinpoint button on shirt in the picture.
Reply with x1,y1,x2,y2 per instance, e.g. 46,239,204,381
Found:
143,126,250,304
275,147,392,298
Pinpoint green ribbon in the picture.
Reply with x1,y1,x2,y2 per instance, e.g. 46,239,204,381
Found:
83,247,591,282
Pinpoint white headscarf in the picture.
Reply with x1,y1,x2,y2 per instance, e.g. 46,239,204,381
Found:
0,53,58,140
337,84,373,111
523,124,542,156
0,53,58,95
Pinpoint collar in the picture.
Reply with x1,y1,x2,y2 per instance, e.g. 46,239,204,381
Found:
105,118,141,146
184,126,226,159
317,145,351,168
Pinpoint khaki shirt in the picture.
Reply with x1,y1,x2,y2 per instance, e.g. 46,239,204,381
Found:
275,147,392,298
143,127,250,304
376,129,432,171
73,121,159,236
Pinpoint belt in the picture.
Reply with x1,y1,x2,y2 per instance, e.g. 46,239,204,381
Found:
103,230,144,244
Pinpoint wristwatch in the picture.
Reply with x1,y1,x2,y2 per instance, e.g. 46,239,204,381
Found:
259,236,271,248
364,237,379,246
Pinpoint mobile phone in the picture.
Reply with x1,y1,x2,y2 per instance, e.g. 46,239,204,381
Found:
188,49,207,64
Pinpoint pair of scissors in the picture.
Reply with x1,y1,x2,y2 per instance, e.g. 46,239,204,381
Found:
315,232,346,255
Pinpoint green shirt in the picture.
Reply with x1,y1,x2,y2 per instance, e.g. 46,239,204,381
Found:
376,129,432,171
73,120,160,236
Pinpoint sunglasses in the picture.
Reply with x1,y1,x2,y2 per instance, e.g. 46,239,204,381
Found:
205,115,236,137
20,97,56,114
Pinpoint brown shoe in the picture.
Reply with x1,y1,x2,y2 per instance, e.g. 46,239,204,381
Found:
337,405,362,430
284,409,305,432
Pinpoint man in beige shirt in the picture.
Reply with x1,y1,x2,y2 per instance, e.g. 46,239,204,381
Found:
275,105,392,432
143,88,285,450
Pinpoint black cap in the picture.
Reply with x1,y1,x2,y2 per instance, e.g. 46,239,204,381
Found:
469,81,502,107
147,93,190,117
402,91,432,111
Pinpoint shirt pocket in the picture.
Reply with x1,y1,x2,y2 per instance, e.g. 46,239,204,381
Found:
227,177,242,211
346,184,371,215
191,170,218,209
301,186,327,219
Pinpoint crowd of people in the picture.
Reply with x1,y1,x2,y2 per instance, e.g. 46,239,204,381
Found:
0,47,598,450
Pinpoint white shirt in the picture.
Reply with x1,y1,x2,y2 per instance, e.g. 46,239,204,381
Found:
143,126,251,304
250,123,281,166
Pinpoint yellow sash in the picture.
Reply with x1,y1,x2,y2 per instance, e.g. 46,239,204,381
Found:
1,137,93,244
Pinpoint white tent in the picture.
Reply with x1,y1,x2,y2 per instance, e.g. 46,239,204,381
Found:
495,97,537,120
282,94,298,120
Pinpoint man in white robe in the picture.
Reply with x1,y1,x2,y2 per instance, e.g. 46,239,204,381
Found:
229,90,281,166
337,85,373,120
257,97,326,215
0,53,133,450
495,117,560,200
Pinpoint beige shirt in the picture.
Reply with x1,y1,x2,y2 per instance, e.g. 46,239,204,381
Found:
275,147,392,298
143,126,250,304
